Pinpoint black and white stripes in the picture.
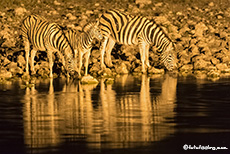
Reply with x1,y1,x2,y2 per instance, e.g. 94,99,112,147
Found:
21,15,76,78
99,9,177,72
64,22,102,76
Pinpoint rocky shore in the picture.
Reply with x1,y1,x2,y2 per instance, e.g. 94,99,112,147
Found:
1,0,230,82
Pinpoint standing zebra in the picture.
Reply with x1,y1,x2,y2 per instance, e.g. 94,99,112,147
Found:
99,9,177,73
21,15,76,78
64,22,102,77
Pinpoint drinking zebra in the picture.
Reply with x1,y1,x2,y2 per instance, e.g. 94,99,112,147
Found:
99,9,177,73
21,15,76,78
64,22,102,77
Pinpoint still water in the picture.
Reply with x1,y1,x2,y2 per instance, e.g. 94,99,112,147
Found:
0,74,230,154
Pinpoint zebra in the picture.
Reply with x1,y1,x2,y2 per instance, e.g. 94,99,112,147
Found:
21,14,76,78
64,22,102,77
99,9,177,73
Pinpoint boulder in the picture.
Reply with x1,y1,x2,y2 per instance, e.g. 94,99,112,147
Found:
115,62,129,74
14,7,27,16
81,75,98,84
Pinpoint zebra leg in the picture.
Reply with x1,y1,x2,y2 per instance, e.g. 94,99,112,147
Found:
47,51,53,78
145,44,150,68
84,51,90,76
30,49,37,75
24,39,30,75
78,51,83,77
138,41,147,73
105,38,115,67
100,36,108,69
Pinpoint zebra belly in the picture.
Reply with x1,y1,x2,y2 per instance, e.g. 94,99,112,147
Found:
115,35,138,46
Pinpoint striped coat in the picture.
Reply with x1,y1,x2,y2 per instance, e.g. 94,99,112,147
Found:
64,22,102,76
99,9,176,72
21,15,76,78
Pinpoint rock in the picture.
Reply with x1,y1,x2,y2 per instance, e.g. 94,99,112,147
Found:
81,75,98,84
86,10,94,15
179,64,193,72
115,62,129,74
189,44,200,57
54,0,61,5
209,2,214,7
0,26,16,47
155,2,163,7
148,67,164,74
211,58,219,65
0,69,12,79
193,58,211,70
135,0,151,5
194,70,207,79
216,63,228,71
207,70,220,78
66,13,77,20
17,55,25,68
2,57,11,66
98,67,113,77
95,3,100,7
14,7,27,16
194,22,208,38
105,78,114,84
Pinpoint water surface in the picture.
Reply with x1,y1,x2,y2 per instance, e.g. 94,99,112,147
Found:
0,74,230,154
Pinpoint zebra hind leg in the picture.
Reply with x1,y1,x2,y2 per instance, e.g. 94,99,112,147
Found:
84,51,90,76
105,38,115,68
30,49,37,76
47,50,54,78
138,41,147,73
99,37,109,69
145,44,150,69
23,39,30,75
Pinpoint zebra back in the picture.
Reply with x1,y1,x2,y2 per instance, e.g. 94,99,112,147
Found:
21,15,76,74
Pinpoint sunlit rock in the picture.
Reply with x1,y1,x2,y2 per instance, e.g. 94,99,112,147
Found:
81,75,98,84
0,69,12,79
14,7,27,16
115,62,129,74
148,67,164,74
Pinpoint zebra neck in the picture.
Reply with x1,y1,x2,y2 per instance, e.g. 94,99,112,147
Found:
80,32,93,50
156,41,171,53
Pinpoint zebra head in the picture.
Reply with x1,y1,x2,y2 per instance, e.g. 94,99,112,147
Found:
66,55,78,78
83,21,103,41
161,42,177,71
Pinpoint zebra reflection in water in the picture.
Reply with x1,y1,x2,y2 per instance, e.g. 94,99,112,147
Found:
22,74,177,150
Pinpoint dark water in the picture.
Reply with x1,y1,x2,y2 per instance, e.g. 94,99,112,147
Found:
0,74,230,154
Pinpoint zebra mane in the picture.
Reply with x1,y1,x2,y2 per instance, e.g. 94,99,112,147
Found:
83,22,97,33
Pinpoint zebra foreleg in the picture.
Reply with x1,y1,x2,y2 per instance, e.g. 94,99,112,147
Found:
30,49,37,75
24,39,30,75
105,38,115,67
145,44,150,69
84,51,90,76
100,36,109,69
47,51,54,78
78,51,83,77
138,41,147,73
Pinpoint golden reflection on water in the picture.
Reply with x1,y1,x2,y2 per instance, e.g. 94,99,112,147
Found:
22,74,177,150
